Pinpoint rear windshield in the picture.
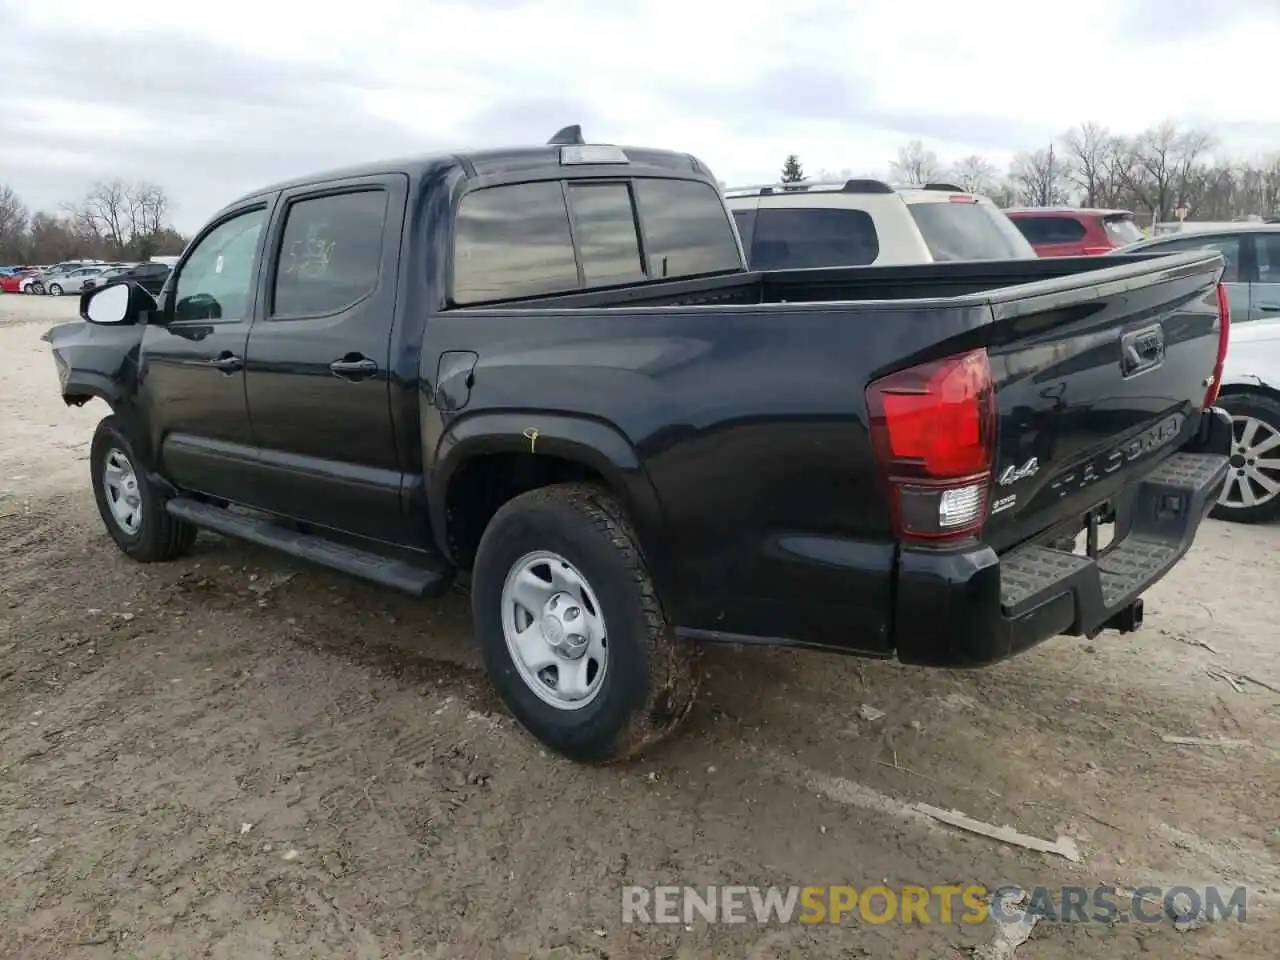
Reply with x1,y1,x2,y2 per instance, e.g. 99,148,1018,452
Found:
746,207,880,269
907,202,1037,261
1103,215,1144,246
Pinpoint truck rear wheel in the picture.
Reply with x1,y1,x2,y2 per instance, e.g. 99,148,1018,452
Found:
90,415,197,562
470,483,699,763
1210,391,1280,525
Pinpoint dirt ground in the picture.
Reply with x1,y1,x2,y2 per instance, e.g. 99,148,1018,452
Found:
2,293,1278,960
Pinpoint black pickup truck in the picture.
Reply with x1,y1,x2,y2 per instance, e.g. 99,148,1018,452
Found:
44,127,1233,763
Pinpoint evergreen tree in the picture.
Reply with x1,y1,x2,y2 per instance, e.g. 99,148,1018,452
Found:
780,155,805,183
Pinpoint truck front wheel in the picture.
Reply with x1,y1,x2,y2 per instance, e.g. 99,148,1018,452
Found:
90,415,197,562
471,483,699,763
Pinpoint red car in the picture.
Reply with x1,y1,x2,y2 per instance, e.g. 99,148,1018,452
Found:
0,268,38,294
1005,207,1144,257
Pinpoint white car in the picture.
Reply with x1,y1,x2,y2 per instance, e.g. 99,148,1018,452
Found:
724,179,1037,269
1216,317,1280,524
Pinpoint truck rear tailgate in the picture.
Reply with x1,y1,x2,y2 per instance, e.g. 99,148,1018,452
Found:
981,249,1229,552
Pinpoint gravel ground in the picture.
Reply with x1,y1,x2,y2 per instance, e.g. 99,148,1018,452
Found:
2,292,1278,959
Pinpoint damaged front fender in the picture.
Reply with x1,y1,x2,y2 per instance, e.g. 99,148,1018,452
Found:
41,320,145,409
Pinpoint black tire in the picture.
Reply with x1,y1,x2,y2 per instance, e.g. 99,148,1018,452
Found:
48,283,63,296
1210,391,1280,525
471,483,699,763
89,414,197,561
28,282,43,295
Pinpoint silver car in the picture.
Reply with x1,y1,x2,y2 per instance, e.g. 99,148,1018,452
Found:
42,266,107,296
1119,225,1280,325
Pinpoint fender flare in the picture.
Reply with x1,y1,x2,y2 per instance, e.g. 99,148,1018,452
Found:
428,411,669,566
59,372,122,409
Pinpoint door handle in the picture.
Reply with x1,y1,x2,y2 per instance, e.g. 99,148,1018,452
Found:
1260,304,1280,313
202,352,243,373
329,355,378,380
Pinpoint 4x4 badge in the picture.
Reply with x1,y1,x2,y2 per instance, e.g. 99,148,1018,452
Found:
998,457,1039,486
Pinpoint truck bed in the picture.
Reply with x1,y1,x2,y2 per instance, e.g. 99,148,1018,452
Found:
439,248,1227,658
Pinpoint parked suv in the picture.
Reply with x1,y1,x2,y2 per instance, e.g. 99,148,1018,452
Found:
725,180,1036,269
1006,207,1144,257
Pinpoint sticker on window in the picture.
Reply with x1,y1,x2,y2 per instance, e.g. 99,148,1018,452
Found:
215,255,224,274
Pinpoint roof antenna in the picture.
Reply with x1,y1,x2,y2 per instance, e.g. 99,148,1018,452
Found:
547,124,585,146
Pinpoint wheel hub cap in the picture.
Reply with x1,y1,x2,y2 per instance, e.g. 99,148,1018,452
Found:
102,447,143,535
1221,414,1280,510
500,552,608,710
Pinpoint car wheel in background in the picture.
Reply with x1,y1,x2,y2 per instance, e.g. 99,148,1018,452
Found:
48,283,63,296
1210,390,1280,524
28,282,43,295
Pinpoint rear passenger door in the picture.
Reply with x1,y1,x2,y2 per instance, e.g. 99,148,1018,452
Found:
242,174,409,544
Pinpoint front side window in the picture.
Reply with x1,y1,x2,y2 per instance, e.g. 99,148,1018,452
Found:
633,178,742,279
453,181,579,304
272,190,389,317
173,207,269,322
1255,233,1280,283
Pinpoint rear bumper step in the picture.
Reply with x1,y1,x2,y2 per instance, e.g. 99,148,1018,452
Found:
166,497,453,598
894,436,1230,668
999,451,1229,635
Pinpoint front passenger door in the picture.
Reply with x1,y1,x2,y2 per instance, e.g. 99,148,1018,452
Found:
138,203,271,500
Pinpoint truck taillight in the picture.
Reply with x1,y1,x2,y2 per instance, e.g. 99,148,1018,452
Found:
866,349,996,542
1079,245,1114,255
1203,282,1231,408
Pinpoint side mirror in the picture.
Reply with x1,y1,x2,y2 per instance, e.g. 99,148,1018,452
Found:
79,281,157,326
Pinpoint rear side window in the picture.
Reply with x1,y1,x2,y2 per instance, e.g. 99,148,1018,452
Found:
273,190,389,317
1102,215,1143,246
909,203,1037,261
748,208,880,270
633,179,742,279
453,181,579,304
566,183,644,286
1011,216,1087,245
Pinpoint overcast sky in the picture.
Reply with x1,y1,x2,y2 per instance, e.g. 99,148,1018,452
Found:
2,0,1277,232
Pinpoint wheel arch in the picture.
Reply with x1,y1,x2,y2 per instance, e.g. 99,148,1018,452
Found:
429,412,675,594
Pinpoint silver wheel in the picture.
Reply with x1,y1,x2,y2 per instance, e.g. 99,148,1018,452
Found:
500,550,608,710
101,447,143,535
49,283,62,296
1222,415,1280,511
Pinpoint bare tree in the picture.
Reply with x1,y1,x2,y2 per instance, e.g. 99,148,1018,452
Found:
1060,122,1114,207
65,179,130,252
1117,122,1216,220
129,181,171,238
953,155,998,195
890,140,945,184
1009,144,1073,206
0,185,29,260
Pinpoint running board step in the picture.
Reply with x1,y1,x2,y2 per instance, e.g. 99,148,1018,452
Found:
165,498,452,598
